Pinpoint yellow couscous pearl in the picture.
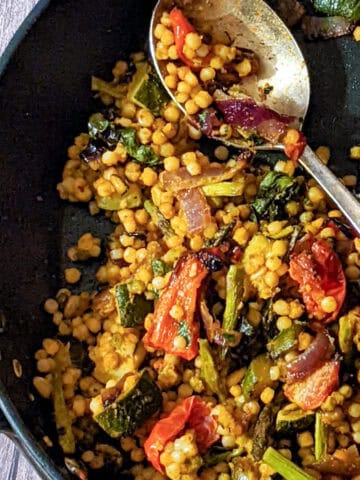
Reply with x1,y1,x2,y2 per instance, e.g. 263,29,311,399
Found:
200,67,216,82
64,268,81,284
320,296,337,313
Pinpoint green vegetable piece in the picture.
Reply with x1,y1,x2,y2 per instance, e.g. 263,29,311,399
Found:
241,354,273,400
53,348,75,454
276,404,314,433
267,323,303,358
199,339,226,401
251,171,300,222
315,412,328,461
128,62,170,116
151,259,172,276
313,0,360,19
205,220,235,247
252,405,277,461
338,309,360,353
95,370,162,437
223,265,244,332
263,447,316,480
88,112,109,138
204,447,243,467
119,128,161,166
202,181,245,197
91,76,127,99
113,283,153,328
144,200,175,238
96,184,142,211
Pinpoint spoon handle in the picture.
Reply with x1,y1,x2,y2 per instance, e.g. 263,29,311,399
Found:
299,145,360,235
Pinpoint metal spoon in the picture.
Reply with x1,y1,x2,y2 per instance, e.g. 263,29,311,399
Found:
150,0,360,234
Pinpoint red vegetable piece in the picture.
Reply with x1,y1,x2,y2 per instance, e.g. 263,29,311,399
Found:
284,359,340,410
283,128,307,163
169,8,196,67
286,329,332,383
143,250,222,360
289,237,346,323
144,396,218,473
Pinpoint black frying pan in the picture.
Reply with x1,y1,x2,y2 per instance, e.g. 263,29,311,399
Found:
0,0,359,478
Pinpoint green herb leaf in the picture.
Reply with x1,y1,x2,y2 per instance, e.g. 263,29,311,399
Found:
88,112,109,138
119,128,161,166
178,320,192,347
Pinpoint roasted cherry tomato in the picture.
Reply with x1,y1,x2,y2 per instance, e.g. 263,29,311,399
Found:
289,236,346,323
283,129,307,163
144,396,218,472
143,249,222,360
169,7,197,67
284,359,339,411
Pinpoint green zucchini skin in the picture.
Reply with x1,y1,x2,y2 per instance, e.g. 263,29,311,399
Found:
276,405,315,433
95,370,162,437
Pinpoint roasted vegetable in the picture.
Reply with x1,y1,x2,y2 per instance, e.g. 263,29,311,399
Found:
143,250,223,360
144,396,218,472
128,62,169,116
222,265,244,332
242,354,274,400
289,236,346,323
276,404,314,433
263,447,316,480
91,76,127,99
251,171,300,222
119,128,161,166
315,411,328,461
53,347,76,454
112,283,153,327
231,456,260,480
252,405,277,460
313,0,360,19
94,370,162,437
96,184,142,211
169,8,197,67
301,15,355,39
267,322,303,358
199,339,226,401
338,307,360,353
151,259,172,276
311,447,360,475
144,200,175,238
283,359,340,410
203,447,242,467
202,181,245,197
205,221,236,247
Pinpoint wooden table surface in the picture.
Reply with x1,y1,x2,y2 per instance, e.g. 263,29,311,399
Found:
0,3,41,478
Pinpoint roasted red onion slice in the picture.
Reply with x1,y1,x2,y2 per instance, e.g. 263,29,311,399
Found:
178,188,211,235
286,329,332,383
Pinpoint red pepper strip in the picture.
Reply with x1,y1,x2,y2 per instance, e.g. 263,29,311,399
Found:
169,7,197,67
283,128,307,163
144,396,218,473
284,359,340,411
143,254,207,360
289,236,346,323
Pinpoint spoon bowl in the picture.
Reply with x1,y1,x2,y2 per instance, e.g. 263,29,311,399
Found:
149,0,360,233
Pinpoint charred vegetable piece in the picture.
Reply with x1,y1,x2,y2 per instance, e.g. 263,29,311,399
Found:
251,171,300,222
242,354,274,400
144,200,175,238
315,411,328,461
128,62,169,116
222,265,244,332
91,76,127,99
205,220,236,247
119,128,161,166
94,370,162,437
202,181,245,197
263,447,316,480
289,236,346,323
143,251,221,360
199,339,226,401
276,404,314,433
112,283,153,327
96,184,142,211
169,8,197,67
283,359,340,410
311,448,360,475
313,0,360,19
144,396,218,473
252,405,277,460
151,259,172,276
301,15,355,39
267,322,303,358
204,447,243,467
338,307,360,353
53,347,76,454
